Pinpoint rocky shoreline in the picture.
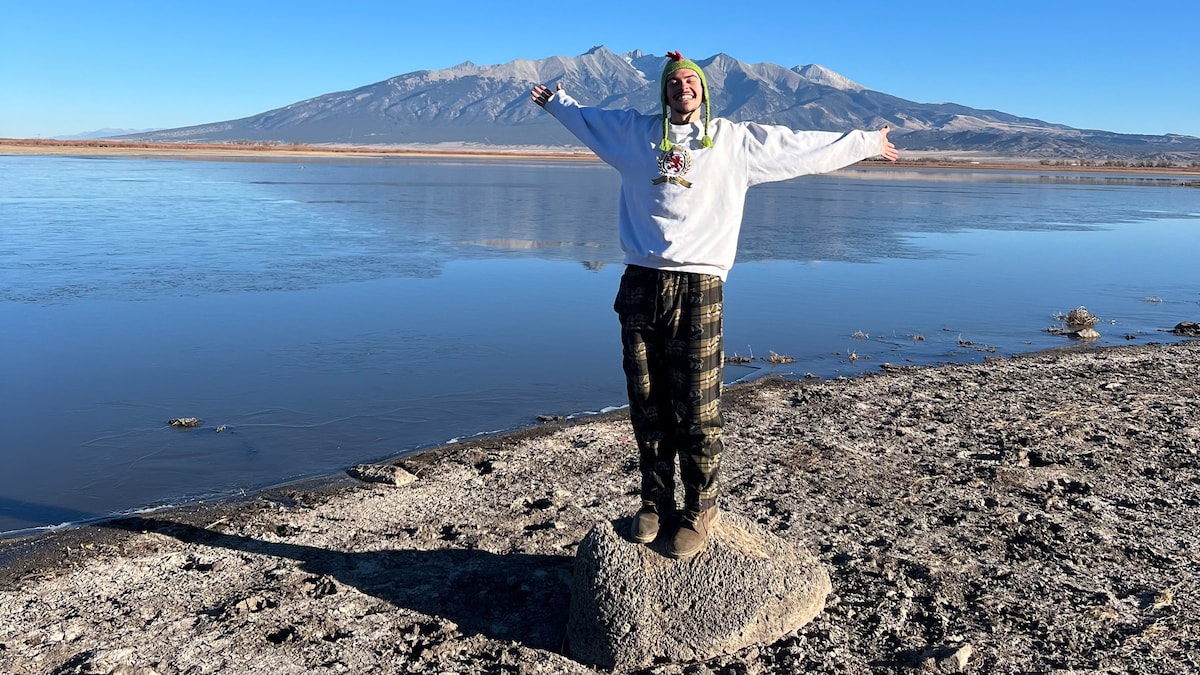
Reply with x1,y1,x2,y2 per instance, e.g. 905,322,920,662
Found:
2,340,1198,674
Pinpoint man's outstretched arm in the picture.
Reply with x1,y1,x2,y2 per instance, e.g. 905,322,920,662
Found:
526,83,644,169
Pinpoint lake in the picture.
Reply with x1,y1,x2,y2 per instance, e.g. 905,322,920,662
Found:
2,154,1198,535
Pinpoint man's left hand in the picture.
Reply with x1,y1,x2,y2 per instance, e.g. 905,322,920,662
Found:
879,125,899,162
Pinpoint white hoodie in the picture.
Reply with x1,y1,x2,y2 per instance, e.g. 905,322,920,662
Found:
543,89,884,280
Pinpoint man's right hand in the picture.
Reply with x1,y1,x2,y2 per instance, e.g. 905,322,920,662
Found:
531,84,559,108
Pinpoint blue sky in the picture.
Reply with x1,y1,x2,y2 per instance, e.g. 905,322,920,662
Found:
2,0,1197,139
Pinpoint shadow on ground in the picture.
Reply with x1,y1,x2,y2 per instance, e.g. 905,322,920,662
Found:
105,516,573,651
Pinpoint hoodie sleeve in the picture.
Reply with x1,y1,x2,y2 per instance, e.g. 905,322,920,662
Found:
542,89,643,168
735,122,884,185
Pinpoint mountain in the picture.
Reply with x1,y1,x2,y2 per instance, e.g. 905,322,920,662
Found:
121,46,1200,160
57,127,163,140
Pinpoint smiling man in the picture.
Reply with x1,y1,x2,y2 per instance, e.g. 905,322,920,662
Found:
532,51,897,559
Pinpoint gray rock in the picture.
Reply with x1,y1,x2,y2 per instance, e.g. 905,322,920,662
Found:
346,463,417,486
920,643,974,673
567,512,831,670
1172,321,1200,337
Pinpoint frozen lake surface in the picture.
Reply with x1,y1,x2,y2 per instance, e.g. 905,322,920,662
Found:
2,154,1198,534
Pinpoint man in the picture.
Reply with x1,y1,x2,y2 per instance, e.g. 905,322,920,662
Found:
531,51,898,558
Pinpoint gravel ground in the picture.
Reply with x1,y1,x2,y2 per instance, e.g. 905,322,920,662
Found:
1,340,1198,675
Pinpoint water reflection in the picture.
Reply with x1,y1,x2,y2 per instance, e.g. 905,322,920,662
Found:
5,158,1199,306
461,238,602,251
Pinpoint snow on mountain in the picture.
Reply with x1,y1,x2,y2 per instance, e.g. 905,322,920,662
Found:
794,64,864,91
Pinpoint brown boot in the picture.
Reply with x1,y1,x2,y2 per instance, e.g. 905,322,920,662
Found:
669,506,721,558
630,501,668,544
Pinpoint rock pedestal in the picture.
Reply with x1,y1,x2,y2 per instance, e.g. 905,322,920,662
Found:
567,512,831,670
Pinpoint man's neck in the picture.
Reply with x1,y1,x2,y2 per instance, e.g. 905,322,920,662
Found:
670,110,702,125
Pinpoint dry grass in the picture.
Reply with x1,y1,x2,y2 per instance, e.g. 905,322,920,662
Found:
766,351,796,365
1061,306,1100,328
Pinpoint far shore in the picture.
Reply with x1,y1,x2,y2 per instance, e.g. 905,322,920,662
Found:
4,137,1200,176
0,138,597,162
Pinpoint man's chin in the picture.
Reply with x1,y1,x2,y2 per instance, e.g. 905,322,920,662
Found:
669,105,702,120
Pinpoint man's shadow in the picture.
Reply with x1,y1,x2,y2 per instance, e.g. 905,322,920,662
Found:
105,516,573,651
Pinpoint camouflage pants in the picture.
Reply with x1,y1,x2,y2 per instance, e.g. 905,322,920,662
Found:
613,265,724,512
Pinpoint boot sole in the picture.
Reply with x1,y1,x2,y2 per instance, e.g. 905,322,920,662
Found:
630,519,659,544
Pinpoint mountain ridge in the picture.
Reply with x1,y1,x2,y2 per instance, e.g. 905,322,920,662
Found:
120,47,1200,160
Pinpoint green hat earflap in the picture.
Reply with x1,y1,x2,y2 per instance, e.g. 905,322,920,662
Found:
660,50,713,151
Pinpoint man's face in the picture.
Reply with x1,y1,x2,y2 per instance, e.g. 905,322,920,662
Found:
665,68,703,121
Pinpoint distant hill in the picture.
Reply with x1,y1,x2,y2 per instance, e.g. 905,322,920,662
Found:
121,46,1200,161
57,128,163,140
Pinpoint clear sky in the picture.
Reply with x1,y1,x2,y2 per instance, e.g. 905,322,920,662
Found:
2,0,1197,139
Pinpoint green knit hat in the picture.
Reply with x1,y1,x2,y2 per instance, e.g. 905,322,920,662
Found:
660,51,713,151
